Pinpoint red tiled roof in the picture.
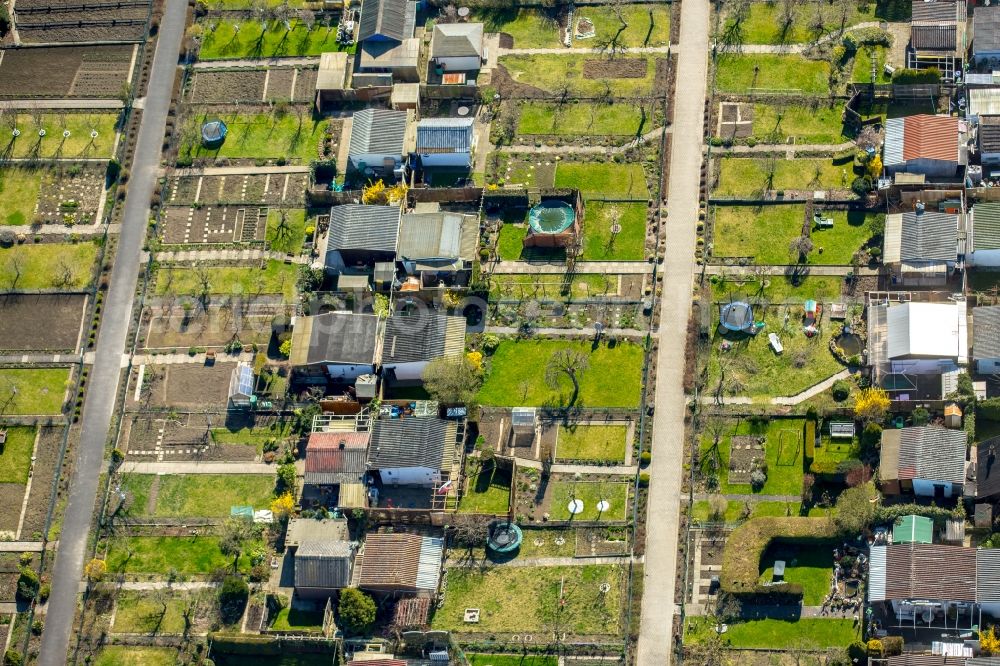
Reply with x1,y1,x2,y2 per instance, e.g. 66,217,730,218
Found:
902,114,959,162
305,447,367,474
307,431,370,450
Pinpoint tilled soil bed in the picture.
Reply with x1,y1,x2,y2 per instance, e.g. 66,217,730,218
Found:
583,58,648,79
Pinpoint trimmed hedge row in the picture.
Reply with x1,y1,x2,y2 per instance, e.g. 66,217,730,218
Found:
209,634,339,658
720,517,839,598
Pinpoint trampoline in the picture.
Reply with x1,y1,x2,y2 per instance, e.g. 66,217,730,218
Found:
720,300,754,333
487,521,523,554
201,120,228,147
528,200,576,235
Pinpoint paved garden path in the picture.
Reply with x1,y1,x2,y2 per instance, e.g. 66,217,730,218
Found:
38,2,189,662
698,368,852,406
114,581,218,590
493,260,653,274
0,542,46,552
121,461,276,475
149,248,310,264
639,0,709,663
513,457,638,476
498,45,673,56
0,223,118,236
192,56,320,69
0,99,125,110
703,264,879,277
0,353,82,365
174,164,312,176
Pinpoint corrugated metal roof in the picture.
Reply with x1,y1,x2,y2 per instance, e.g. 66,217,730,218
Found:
295,540,354,590
902,115,959,162
358,0,413,42
979,549,1000,602
884,117,905,166
415,536,443,591
308,431,371,449
358,533,422,590
974,306,1000,359
349,109,409,157
398,211,477,260
893,514,934,544
975,6,1000,53
317,52,348,91
912,25,957,50
895,426,968,485
382,311,466,364
328,204,401,253
416,117,474,153
980,116,1000,152
970,89,1000,117
431,22,484,59
912,0,961,24
886,301,967,360
880,543,978,602
899,210,959,262
305,447,368,485
973,202,1000,250
360,38,421,69
868,545,886,601
884,212,903,262
369,416,456,469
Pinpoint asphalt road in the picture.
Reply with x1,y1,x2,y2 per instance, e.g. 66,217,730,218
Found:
36,3,189,663
636,0,710,664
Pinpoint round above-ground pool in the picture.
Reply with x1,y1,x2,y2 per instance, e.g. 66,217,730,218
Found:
528,200,576,234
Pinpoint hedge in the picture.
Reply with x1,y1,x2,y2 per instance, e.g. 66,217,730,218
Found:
873,503,964,529
892,68,941,84
209,634,339,657
804,420,816,462
720,517,838,598
980,398,1000,422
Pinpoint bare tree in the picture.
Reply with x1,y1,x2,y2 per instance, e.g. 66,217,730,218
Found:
6,254,23,290
789,235,814,263
597,0,630,58
545,348,590,406
54,258,74,289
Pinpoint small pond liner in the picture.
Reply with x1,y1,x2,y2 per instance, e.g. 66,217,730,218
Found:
528,200,575,235
487,521,523,554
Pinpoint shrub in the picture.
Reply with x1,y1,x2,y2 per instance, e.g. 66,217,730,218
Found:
881,635,903,656
638,473,650,488
848,640,868,661
16,567,39,601
847,26,891,47
851,176,872,197
832,379,851,402
218,575,249,625
980,397,1000,421
749,468,767,490
3,650,22,666
338,587,376,635
867,639,884,658
892,67,940,84
911,407,930,426
639,451,651,467
804,420,816,461
0,229,15,248
481,333,501,353
276,463,296,495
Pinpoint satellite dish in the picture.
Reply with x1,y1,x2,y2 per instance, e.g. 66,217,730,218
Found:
567,499,584,515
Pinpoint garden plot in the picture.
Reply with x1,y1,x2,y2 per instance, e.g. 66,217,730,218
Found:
167,173,304,205
178,112,329,163
489,273,625,301
94,647,180,666
0,367,70,415
433,564,624,634
581,201,648,260
0,44,134,99
35,164,106,225
750,102,849,145
0,113,119,160
717,102,753,140
474,4,669,49
188,69,267,104
719,1,892,45
153,260,298,299
122,413,261,462
0,242,100,290
136,362,237,409
104,534,259,575
15,3,149,43
142,302,288,350
714,156,854,197
555,423,630,463
161,204,269,245
699,418,805,495
0,294,86,352
727,435,765,485
0,426,38,536
110,589,218,635
497,54,663,97
20,425,63,539
709,274,846,304
198,20,353,60
122,474,274,517
715,54,831,94
517,101,648,137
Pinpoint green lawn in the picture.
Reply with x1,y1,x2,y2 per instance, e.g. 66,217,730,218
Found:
111,591,192,634
0,242,99,290
712,206,876,264
94,647,179,666
691,499,801,522
557,424,628,462
180,112,327,163
198,20,353,59
0,425,36,484
154,260,298,299
758,542,834,605
555,162,648,199
582,201,647,260
149,474,275,517
210,420,294,451
0,168,44,225
0,368,69,415
106,536,256,574
709,274,845,303
720,2,883,44
699,418,805,495
712,205,806,264
499,54,658,97
810,211,880,264
852,46,892,84
518,101,648,137
122,474,154,515
2,113,118,159
460,462,511,514
468,656,559,666
266,208,308,254
707,308,843,400
270,606,324,632
751,102,850,145
497,224,528,260
685,616,857,648
479,339,644,408
715,157,854,196
475,5,669,48
433,565,623,634
549,481,629,520
489,273,617,302
715,54,831,94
